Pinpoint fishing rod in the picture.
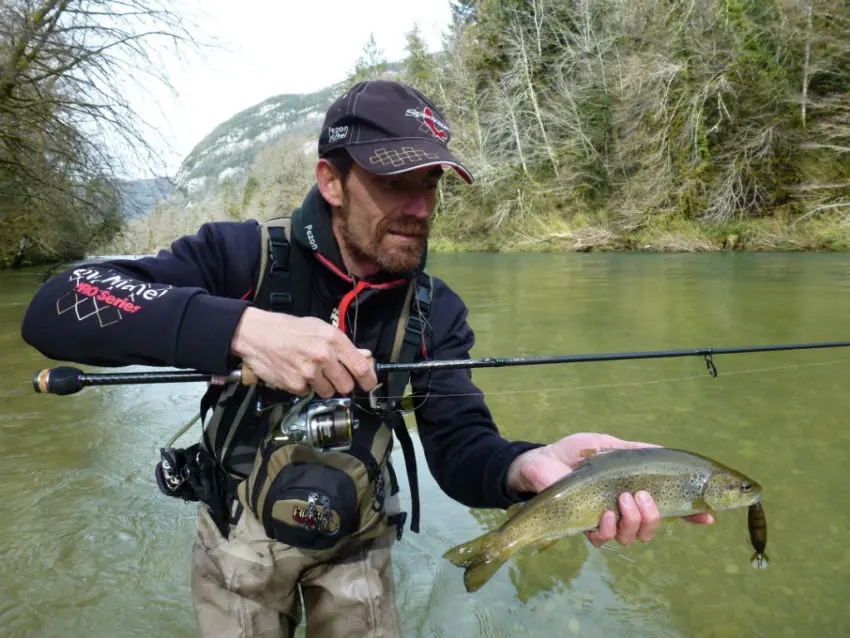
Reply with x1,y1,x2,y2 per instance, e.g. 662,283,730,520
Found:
31,339,850,396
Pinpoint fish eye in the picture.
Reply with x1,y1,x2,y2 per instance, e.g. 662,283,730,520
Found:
741,481,752,492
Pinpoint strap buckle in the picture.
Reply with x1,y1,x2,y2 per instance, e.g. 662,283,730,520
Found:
387,512,408,541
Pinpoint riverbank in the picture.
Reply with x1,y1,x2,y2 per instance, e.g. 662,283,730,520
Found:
429,212,850,254
6,211,850,270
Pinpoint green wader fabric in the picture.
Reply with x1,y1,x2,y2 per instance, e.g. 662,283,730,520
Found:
190,466,403,638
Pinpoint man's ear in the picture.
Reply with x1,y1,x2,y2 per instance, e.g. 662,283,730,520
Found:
316,159,344,207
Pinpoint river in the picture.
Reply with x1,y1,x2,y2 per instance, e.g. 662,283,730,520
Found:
1,252,849,637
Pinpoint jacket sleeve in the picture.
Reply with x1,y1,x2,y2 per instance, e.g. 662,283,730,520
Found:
20,220,262,375
411,278,544,510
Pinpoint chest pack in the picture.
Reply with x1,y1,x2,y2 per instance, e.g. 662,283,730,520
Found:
199,216,431,549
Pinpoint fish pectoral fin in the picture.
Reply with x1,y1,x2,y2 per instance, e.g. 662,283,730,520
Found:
571,447,618,470
578,447,611,459
692,497,715,517
577,447,625,463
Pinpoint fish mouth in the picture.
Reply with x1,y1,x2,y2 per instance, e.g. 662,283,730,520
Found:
708,491,762,512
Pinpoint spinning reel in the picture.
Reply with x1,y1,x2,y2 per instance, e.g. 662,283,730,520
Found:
267,382,409,452
269,390,359,452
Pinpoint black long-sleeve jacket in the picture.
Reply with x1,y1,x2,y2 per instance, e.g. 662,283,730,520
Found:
20,186,542,510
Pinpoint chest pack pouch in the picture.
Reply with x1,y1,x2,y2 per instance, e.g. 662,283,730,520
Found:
235,392,394,550
215,213,431,550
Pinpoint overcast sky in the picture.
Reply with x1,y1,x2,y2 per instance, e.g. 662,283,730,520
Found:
124,0,454,178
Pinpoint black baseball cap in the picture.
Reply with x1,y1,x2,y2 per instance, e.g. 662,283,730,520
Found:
318,80,473,184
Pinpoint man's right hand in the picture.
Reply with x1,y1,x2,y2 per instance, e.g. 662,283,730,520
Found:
230,307,377,397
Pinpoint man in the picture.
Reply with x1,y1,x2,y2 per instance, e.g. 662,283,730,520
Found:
20,80,712,637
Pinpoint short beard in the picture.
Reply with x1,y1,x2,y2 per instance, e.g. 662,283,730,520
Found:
339,215,428,273
336,184,429,273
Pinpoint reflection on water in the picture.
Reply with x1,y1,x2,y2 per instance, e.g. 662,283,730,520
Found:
2,253,850,637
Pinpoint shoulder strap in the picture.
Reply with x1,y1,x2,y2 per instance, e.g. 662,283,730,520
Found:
383,270,433,534
201,217,295,429
253,216,312,317
386,271,432,401
254,217,293,313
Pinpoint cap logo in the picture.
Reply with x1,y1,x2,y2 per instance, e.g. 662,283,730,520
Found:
405,107,449,142
328,126,348,144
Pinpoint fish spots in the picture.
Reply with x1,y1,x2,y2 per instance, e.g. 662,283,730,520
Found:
443,448,762,592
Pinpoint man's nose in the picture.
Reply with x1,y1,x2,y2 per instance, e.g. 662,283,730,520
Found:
402,191,431,218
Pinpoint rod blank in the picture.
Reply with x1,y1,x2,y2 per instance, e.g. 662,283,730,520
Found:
31,340,850,395
373,341,850,372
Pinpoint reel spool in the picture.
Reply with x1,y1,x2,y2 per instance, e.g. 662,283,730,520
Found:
271,391,358,452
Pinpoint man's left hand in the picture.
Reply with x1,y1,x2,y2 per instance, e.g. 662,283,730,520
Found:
505,432,714,548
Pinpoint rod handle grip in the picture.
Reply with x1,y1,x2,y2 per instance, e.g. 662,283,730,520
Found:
237,353,375,387
32,366,85,395
240,365,258,386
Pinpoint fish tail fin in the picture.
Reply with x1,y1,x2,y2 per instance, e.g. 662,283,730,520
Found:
443,530,512,593
751,551,769,570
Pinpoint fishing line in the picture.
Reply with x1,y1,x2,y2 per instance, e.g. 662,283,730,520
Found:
161,356,849,446
78,355,850,448
356,356,850,411
164,412,200,448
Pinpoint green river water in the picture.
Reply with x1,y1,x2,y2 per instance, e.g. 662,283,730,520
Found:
1,252,849,637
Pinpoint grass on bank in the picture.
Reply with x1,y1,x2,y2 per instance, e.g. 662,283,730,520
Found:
102,193,850,258
96,157,850,257
427,210,850,254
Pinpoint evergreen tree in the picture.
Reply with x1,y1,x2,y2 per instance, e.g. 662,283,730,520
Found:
346,33,391,86
402,24,438,98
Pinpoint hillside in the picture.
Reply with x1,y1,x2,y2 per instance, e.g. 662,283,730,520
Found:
172,84,343,200
116,177,174,219
104,2,850,258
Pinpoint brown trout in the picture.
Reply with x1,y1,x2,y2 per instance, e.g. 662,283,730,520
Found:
748,501,769,570
443,447,762,592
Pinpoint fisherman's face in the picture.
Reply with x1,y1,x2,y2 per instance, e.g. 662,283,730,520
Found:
332,163,442,275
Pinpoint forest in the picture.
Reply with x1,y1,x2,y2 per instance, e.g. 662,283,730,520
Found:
388,0,850,253
3,0,850,265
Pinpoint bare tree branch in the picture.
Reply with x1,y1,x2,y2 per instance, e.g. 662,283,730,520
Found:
0,0,199,265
